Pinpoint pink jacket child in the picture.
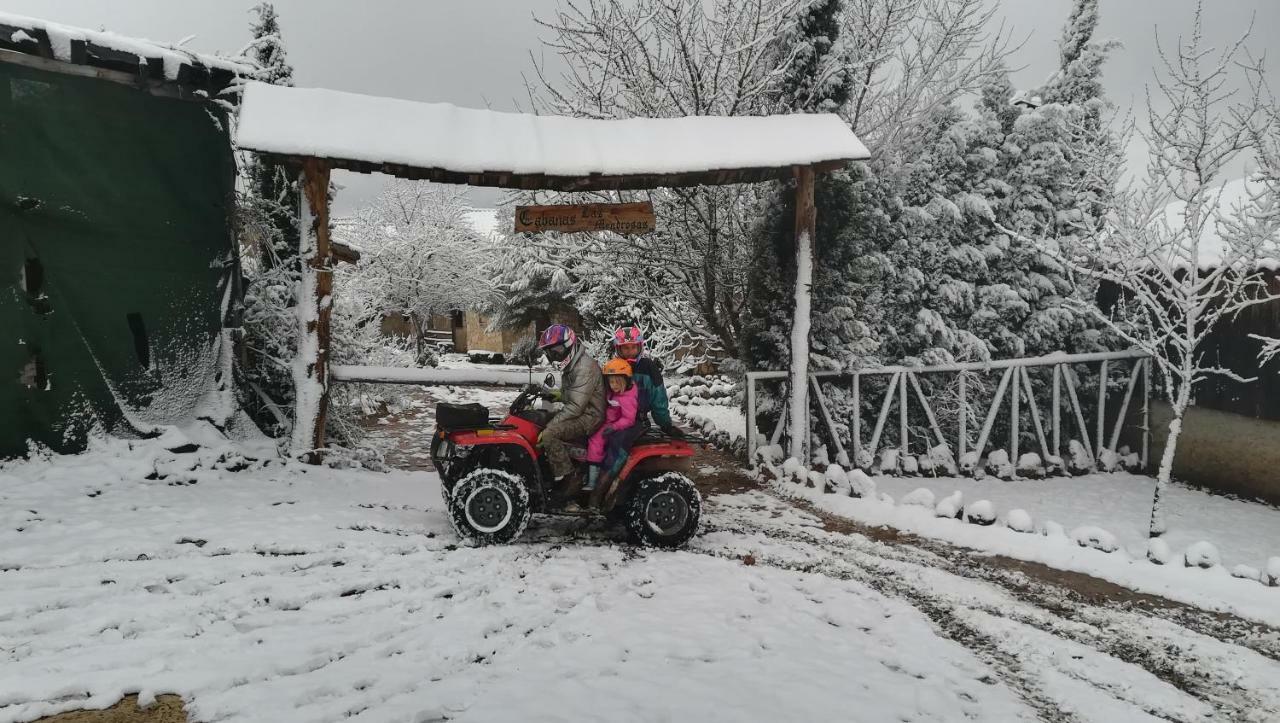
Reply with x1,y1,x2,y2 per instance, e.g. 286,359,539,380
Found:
586,382,638,465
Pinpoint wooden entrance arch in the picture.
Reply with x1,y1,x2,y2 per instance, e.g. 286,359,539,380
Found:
235,81,870,462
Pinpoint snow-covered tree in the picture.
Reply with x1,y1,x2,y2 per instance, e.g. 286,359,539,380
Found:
242,2,297,268
236,2,300,438
1003,9,1276,537
338,181,497,335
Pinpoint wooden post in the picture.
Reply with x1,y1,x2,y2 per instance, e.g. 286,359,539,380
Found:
1021,367,1050,462
899,370,909,455
974,367,1013,462
745,374,757,459
1096,359,1108,457
1010,363,1020,466
787,166,816,462
291,159,333,463
1051,365,1060,458
958,373,967,461
1062,365,1095,465
851,373,861,466
868,372,901,459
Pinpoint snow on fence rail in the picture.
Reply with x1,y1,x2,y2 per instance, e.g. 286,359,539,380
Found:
746,350,1152,478
330,364,556,387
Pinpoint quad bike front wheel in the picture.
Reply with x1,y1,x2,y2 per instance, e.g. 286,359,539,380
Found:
624,472,702,548
448,468,531,545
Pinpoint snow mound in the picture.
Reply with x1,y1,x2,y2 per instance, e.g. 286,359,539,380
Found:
1184,541,1221,569
900,488,936,509
1016,452,1042,474
824,464,851,495
782,457,805,483
848,469,877,499
1043,521,1067,539
965,500,996,526
900,454,919,476
1147,538,1174,565
986,449,1013,479
1005,508,1035,533
807,470,827,491
1067,440,1092,474
1267,557,1280,587
935,491,963,520
878,448,900,475
1071,526,1119,553
1231,565,1261,582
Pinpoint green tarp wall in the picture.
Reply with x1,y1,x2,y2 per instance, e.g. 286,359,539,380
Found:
1,59,238,457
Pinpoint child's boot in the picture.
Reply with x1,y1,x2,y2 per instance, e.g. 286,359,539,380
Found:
581,464,600,491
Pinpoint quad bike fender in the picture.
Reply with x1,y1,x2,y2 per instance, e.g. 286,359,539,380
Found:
450,429,537,458
602,441,695,513
616,440,693,483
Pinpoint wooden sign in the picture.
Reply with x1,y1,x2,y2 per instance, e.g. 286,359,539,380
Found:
514,202,655,235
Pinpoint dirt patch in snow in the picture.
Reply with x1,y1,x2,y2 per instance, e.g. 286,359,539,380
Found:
36,696,187,723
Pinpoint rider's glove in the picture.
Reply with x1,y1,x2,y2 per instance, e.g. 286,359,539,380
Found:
662,425,685,438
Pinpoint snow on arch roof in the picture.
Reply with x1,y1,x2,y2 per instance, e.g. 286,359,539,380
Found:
0,11,255,90
234,82,871,191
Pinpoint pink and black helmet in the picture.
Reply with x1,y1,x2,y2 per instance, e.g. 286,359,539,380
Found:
611,326,644,356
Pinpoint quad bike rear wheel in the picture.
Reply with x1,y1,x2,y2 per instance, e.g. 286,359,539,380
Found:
448,468,531,545
624,472,701,548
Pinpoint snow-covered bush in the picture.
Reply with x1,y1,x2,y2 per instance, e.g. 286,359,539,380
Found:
900,488,935,509
824,464,851,495
935,491,963,520
1067,440,1092,475
1230,565,1260,582
1183,542,1221,569
1005,509,1035,533
1071,526,1119,553
1043,521,1067,539
986,449,1013,480
1267,558,1280,587
1147,538,1174,565
1016,453,1044,479
965,500,996,526
845,469,876,499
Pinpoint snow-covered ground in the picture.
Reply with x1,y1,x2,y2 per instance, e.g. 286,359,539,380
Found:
3,431,1279,721
869,472,1279,572
781,476,1280,628
0,436,1022,722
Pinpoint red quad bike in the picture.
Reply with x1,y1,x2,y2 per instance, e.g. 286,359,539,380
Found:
430,380,702,548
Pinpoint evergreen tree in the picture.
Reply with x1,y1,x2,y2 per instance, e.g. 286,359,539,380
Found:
244,2,298,268
742,0,860,375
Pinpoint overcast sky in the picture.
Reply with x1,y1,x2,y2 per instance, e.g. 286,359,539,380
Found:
8,0,1277,213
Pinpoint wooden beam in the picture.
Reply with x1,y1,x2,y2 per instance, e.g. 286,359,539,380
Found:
787,165,816,461
266,154,854,193
291,159,333,463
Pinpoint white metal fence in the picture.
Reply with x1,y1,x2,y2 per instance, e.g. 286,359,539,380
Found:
746,349,1152,476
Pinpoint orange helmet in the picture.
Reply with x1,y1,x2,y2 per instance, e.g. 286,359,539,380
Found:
602,358,633,377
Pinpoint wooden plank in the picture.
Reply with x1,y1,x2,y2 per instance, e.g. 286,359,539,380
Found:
1052,364,1061,457
1062,365,1095,464
1108,361,1142,455
514,202,655,235
958,373,967,460
1142,358,1151,469
1020,367,1050,462
907,372,947,448
868,372,900,457
268,154,856,193
974,368,1013,460
1010,362,1020,465
810,375,847,463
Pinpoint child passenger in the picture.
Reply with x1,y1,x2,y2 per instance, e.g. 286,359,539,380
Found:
583,358,639,492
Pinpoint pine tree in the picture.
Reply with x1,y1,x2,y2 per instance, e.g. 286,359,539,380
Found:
244,2,298,268
742,0,859,374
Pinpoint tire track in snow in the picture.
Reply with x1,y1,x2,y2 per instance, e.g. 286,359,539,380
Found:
695,492,1280,722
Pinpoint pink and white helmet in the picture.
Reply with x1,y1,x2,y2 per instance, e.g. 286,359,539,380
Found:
611,326,644,357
